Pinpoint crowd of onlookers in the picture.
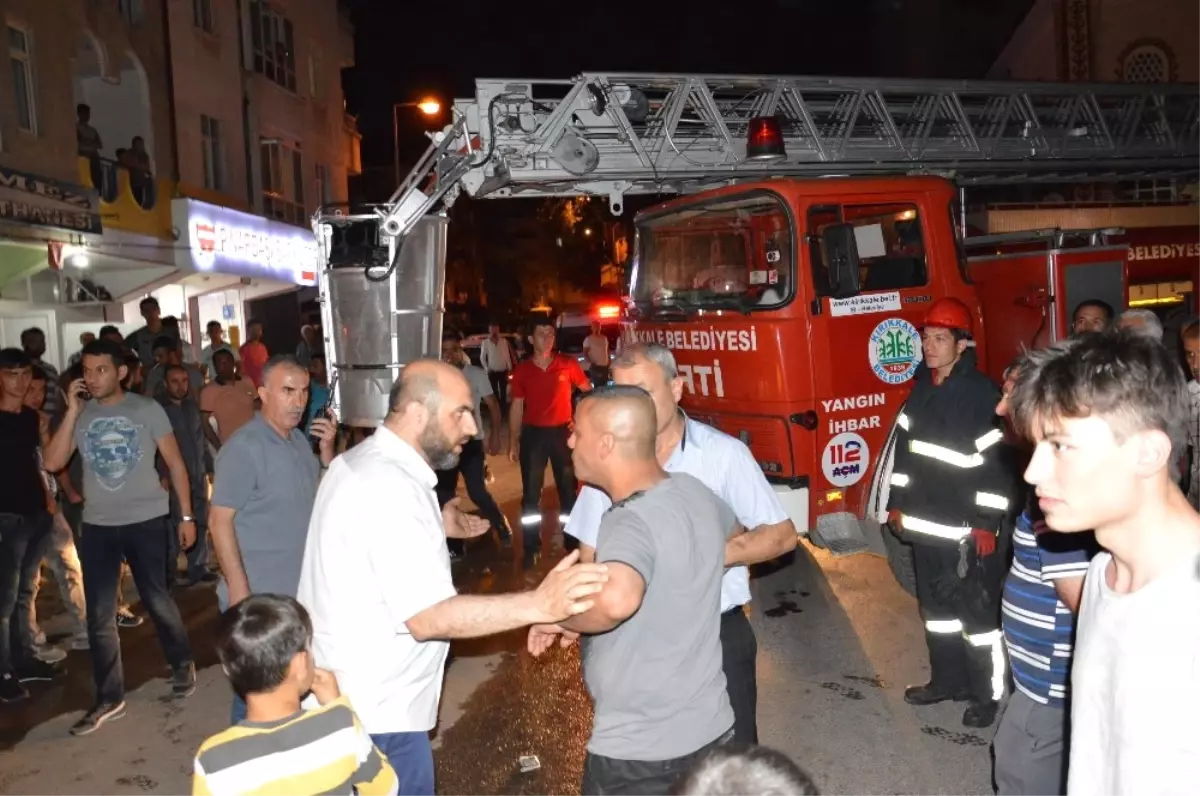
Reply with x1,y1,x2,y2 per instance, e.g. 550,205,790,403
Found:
0,296,328,713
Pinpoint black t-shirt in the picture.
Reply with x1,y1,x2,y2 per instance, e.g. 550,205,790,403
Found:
0,406,45,516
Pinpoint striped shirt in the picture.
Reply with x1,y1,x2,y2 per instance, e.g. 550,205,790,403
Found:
1000,507,1096,707
192,697,398,796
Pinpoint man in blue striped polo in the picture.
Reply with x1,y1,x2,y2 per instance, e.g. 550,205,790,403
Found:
992,364,1097,795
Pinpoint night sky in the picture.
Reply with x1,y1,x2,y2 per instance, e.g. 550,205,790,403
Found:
344,0,1034,202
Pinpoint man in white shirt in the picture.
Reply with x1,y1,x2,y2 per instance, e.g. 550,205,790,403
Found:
565,342,797,744
1012,329,1200,796
583,322,611,388
297,359,610,796
480,324,514,413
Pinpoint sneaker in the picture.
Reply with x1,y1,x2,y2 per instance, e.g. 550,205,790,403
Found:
16,658,64,683
33,644,67,664
171,661,196,698
68,633,90,652
116,609,143,629
69,701,127,736
0,673,28,703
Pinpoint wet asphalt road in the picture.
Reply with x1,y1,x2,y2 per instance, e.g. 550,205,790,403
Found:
0,458,998,794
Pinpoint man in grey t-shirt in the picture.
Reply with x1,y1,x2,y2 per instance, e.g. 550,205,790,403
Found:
209,354,336,723
44,338,198,736
528,385,735,795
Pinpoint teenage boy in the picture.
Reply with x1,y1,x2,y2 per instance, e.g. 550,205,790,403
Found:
1011,329,1200,795
193,594,398,796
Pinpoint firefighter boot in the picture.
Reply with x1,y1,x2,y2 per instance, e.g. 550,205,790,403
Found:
963,699,999,728
905,630,971,705
962,628,1003,727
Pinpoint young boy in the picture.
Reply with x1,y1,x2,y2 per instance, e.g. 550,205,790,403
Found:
194,595,398,796
1011,329,1200,796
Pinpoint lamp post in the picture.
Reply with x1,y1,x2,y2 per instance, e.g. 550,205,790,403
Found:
392,98,442,186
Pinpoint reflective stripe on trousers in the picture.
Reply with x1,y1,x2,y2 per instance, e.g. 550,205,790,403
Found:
965,628,1006,701
902,514,969,541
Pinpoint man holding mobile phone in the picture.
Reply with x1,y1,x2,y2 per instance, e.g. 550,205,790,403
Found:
43,339,199,736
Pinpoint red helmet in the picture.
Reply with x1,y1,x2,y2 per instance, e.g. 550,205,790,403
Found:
922,297,973,334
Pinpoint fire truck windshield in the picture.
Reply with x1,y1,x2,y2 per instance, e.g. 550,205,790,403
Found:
629,192,792,315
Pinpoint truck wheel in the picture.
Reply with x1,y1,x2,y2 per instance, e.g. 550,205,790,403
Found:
882,524,917,597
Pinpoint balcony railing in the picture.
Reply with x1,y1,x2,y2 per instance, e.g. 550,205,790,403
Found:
82,156,157,209
77,155,174,239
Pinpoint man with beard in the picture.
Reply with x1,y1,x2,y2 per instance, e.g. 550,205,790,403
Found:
298,360,611,795
44,339,198,735
209,355,337,723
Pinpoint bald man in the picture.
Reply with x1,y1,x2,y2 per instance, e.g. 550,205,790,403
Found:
298,359,610,795
528,385,739,796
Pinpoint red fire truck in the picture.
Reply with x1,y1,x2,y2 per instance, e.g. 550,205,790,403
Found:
318,72,1198,581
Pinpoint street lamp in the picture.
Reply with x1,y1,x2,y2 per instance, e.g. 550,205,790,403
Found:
393,97,442,185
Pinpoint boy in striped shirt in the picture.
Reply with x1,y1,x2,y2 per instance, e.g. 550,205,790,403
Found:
193,595,397,796
992,364,1096,795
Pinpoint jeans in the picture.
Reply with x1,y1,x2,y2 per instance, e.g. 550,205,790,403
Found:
28,512,87,637
581,728,733,795
370,730,435,795
0,513,51,675
720,607,759,744
518,424,578,554
79,516,193,704
487,371,509,415
231,692,247,724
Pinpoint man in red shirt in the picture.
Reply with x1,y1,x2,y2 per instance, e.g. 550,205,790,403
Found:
239,320,270,389
509,318,592,568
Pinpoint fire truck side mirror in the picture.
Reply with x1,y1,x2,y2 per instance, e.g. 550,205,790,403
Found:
822,223,862,299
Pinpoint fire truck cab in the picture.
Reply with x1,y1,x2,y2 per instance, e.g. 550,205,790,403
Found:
622,175,1135,558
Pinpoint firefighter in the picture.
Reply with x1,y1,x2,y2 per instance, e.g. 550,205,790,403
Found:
887,297,1013,729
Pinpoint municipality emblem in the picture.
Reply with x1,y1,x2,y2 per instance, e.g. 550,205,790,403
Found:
868,318,922,384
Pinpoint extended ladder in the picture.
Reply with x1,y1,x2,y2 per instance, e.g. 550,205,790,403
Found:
445,73,1198,209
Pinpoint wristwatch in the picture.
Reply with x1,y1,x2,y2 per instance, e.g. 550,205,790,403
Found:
180,515,195,523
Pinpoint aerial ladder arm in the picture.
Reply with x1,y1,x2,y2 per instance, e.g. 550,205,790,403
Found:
370,71,1197,254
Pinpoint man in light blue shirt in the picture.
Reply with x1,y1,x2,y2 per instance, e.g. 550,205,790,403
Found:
565,342,797,744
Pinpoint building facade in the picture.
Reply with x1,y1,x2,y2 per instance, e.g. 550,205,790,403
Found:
983,0,1198,337
0,0,358,366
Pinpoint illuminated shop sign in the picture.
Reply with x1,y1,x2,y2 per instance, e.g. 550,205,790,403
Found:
173,198,317,286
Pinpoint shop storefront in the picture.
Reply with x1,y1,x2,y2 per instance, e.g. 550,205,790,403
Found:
149,198,318,354
0,165,109,367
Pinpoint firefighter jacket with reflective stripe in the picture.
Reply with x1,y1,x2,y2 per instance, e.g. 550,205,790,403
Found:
887,348,1013,545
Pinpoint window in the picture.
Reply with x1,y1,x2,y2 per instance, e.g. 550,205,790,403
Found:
193,0,213,33
249,1,296,92
7,25,36,133
201,114,225,191
1121,43,1169,83
261,139,305,225
315,163,331,206
118,0,144,25
808,203,928,297
631,192,793,313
